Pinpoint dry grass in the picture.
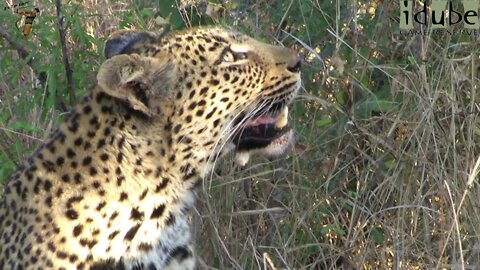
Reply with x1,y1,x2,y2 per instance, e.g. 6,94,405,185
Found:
1,0,479,269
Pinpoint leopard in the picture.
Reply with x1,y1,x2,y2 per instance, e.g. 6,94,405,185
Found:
0,26,301,270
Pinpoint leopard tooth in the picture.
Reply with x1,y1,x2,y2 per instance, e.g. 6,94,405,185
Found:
275,107,289,128
235,152,250,167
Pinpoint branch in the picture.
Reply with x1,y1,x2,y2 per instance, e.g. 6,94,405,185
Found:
0,25,47,85
55,0,76,105
0,25,69,111
0,25,28,58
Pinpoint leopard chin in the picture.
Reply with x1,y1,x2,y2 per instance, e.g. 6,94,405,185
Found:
232,105,295,166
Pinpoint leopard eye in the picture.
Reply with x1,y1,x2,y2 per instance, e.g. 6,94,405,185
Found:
222,50,235,62
221,49,248,63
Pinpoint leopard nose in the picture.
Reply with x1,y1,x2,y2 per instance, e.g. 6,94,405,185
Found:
287,54,302,73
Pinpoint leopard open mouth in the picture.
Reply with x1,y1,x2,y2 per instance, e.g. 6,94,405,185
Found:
232,105,292,153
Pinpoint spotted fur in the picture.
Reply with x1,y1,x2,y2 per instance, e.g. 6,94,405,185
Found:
0,26,301,269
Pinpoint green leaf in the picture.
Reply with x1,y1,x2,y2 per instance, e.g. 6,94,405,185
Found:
315,117,332,127
295,229,307,241
347,190,358,198
320,224,345,236
336,90,345,105
306,245,319,255
319,224,330,235
333,227,346,235
355,99,397,119
7,120,40,132
384,158,396,170
46,70,58,110
294,102,305,117
371,227,385,244
158,0,184,29
140,8,154,18
0,160,16,183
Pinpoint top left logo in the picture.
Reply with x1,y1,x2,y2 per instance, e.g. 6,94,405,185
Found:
3,2,40,37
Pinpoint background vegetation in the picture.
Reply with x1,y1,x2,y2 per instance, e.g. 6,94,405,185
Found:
1,0,479,269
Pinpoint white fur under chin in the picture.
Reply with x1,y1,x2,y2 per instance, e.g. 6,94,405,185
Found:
234,129,294,166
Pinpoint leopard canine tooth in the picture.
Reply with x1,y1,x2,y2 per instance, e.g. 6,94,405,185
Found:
275,107,289,128
235,152,251,167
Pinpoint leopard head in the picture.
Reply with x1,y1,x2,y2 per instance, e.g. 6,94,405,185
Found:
98,26,301,174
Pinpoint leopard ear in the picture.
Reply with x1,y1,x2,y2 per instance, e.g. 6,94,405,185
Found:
97,54,174,117
104,30,162,59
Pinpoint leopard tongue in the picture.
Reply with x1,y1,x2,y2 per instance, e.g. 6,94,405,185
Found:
244,107,289,128
234,107,290,167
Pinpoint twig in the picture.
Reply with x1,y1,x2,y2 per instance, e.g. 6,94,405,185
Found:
0,25,29,59
55,0,76,105
263,252,278,270
264,158,288,246
0,135,18,167
0,25,47,85
200,207,285,218
0,127,42,142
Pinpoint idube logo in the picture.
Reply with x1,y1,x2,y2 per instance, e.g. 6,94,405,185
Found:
400,0,480,36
